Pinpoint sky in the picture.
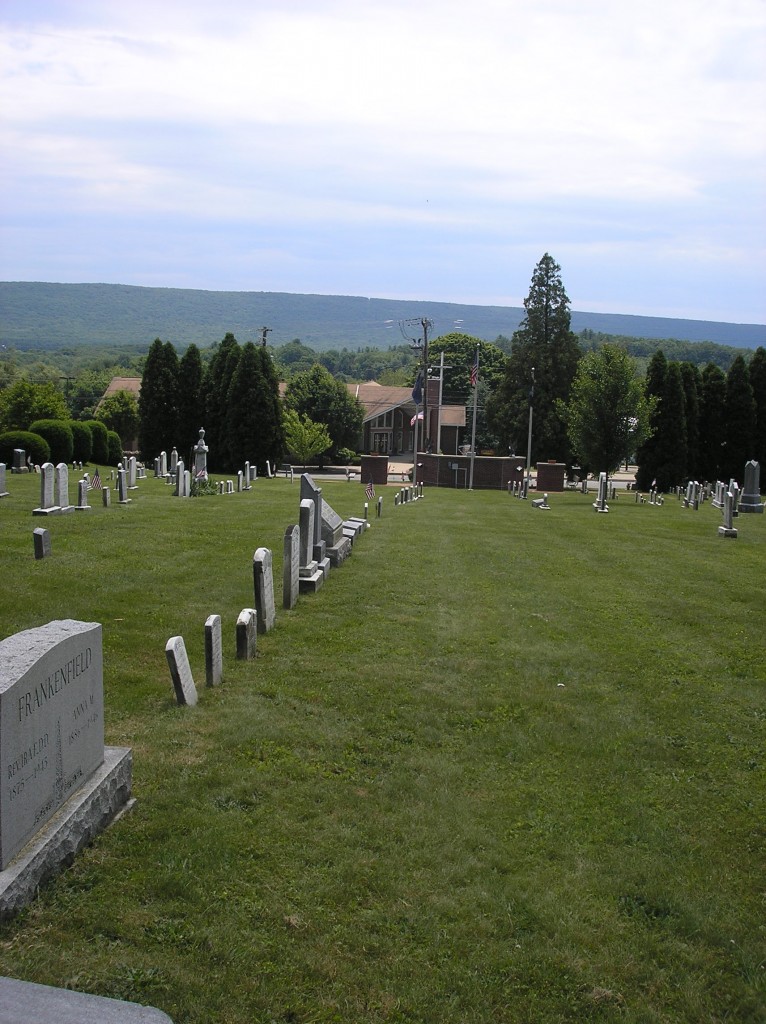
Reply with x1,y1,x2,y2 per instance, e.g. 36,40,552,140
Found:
1,0,765,325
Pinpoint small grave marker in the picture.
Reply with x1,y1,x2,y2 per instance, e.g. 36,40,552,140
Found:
165,637,198,706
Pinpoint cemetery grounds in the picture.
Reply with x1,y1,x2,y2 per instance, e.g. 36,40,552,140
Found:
0,472,764,1024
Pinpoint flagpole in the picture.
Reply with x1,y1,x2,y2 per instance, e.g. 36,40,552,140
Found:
468,344,479,490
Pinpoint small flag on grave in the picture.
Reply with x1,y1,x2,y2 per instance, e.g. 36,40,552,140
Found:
90,468,102,490
366,478,375,500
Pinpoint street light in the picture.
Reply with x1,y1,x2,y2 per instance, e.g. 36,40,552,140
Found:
524,366,536,497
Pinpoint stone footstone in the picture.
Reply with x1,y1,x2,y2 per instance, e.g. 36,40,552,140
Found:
204,614,223,687
165,637,198,706
236,609,257,660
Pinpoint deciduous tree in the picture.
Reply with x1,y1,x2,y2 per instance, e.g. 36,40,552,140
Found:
283,409,332,468
284,364,363,461
559,344,654,476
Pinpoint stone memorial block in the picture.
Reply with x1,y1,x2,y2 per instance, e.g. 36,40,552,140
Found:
127,456,137,489
320,500,345,547
236,609,257,660
32,527,51,560
740,460,764,513
299,500,316,571
204,614,223,687
170,448,178,473
300,473,323,550
253,547,276,633
0,621,104,869
237,470,243,493
718,491,738,538
12,449,26,474
0,976,174,1023
159,451,168,477
33,463,59,516
75,479,90,510
0,463,9,498
593,471,609,513
244,461,252,490
283,525,300,610
102,487,111,508
165,637,197,706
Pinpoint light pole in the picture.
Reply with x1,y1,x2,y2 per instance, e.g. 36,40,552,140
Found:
525,366,535,497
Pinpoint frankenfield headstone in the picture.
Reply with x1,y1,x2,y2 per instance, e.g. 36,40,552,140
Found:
0,621,105,870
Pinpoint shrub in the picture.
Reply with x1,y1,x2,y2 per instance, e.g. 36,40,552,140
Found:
82,420,109,464
335,447,359,465
0,430,51,467
28,419,74,465
69,421,93,464
107,430,123,465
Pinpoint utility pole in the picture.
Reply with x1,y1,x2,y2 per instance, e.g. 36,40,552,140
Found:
420,318,432,450
258,327,272,347
525,366,535,497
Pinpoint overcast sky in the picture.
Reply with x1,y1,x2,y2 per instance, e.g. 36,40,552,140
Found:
1,0,764,324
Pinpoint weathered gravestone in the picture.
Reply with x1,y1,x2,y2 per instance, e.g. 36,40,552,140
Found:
236,609,257,660
283,525,300,610
718,491,738,539
739,461,763,513
54,463,74,515
165,637,198,706
32,527,51,560
300,474,330,576
75,479,91,511
298,499,323,593
11,449,26,474
0,620,132,917
0,463,8,498
117,468,130,505
204,614,223,688
127,456,137,490
252,548,276,634
593,472,609,513
102,486,111,508
32,463,59,516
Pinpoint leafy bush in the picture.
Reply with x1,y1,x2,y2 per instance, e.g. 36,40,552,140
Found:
83,420,109,463
106,430,123,465
0,430,51,467
69,420,93,464
28,419,74,465
335,447,359,465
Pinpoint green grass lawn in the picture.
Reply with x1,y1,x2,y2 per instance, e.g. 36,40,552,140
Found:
0,472,764,1023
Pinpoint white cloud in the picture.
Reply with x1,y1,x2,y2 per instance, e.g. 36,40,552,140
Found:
0,0,764,321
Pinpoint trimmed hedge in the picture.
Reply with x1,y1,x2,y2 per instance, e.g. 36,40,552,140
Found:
107,430,123,466
82,420,109,464
70,421,93,464
0,430,51,467
28,419,74,465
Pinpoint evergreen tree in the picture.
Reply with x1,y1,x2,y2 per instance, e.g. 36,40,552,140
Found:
138,338,180,460
635,350,668,489
658,361,688,488
697,363,727,482
254,345,286,471
486,254,581,463
203,333,241,471
747,347,766,469
226,342,267,471
723,355,756,482
679,362,701,480
177,344,204,459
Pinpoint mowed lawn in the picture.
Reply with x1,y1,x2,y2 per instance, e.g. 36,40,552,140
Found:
0,471,764,1024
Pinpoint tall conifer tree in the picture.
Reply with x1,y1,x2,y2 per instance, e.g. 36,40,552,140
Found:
679,362,701,480
698,363,727,482
723,355,756,481
138,338,180,460
747,347,766,469
177,344,204,459
203,333,241,471
486,254,580,463
635,349,667,489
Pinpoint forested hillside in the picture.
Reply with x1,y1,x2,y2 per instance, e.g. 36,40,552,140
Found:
2,282,763,351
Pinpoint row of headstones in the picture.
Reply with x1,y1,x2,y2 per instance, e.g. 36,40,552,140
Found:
394,484,423,506
165,474,376,705
29,461,133,516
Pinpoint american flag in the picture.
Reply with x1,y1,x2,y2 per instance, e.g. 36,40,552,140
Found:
89,468,102,490
366,478,375,500
470,349,479,388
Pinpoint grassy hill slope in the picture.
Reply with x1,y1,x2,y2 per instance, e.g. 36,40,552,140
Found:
2,282,764,351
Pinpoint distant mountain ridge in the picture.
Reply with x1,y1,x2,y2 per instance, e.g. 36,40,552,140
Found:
1,282,763,351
